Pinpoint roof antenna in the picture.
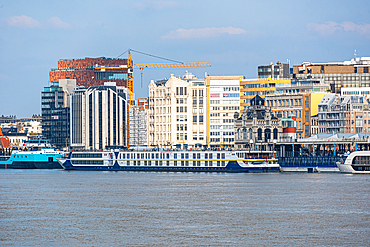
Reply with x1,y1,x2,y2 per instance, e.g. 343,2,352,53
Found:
354,49,357,59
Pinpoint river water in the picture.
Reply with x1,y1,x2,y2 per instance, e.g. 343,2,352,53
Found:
0,170,369,246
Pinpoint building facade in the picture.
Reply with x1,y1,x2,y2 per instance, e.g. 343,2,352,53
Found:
70,82,127,151
148,72,205,148
49,57,129,88
318,93,370,134
234,96,282,150
292,57,370,94
258,61,290,79
263,79,328,138
148,72,243,148
206,75,243,147
240,78,291,110
130,98,148,147
41,79,76,149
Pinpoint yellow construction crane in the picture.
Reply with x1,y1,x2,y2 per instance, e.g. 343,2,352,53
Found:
95,49,211,147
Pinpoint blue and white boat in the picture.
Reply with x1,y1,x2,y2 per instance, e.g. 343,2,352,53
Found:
0,149,64,169
58,149,280,172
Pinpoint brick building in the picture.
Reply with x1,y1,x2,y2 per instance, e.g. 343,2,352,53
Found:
49,57,129,88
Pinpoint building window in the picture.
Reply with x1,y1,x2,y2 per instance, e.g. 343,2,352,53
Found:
257,128,263,140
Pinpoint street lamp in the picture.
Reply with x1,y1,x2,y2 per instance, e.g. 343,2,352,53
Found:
249,139,253,152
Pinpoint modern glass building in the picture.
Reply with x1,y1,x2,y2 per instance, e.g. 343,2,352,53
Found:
41,79,76,150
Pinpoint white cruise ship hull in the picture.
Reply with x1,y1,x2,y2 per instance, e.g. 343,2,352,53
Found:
58,150,280,173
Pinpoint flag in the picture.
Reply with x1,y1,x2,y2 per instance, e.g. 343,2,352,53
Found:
313,143,315,156
334,143,336,156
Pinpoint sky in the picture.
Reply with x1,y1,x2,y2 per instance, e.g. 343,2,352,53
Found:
0,0,369,118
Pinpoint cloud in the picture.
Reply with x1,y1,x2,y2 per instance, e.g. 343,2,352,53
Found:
46,17,72,29
134,0,180,10
5,15,72,29
307,21,370,36
162,26,247,39
5,15,40,28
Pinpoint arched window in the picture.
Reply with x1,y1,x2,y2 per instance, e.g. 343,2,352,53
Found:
249,128,253,139
264,129,271,142
258,128,263,140
273,128,278,140
243,128,248,140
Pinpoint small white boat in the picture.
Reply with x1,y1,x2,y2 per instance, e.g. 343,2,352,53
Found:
337,151,370,174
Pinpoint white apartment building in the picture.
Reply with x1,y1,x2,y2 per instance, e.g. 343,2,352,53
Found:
148,72,205,149
206,76,243,147
70,82,127,150
148,72,243,148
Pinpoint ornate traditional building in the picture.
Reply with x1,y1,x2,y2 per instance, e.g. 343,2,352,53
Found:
234,96,282,151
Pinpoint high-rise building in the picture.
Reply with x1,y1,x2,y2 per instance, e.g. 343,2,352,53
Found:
70,82,127,151
292,57,370,94
205,75,244,147
49,57,129,88
41,79,76,149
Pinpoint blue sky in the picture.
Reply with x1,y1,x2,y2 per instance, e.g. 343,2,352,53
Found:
0,0,369,118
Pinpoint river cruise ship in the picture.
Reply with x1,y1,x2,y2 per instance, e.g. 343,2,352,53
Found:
58,149,280,173
337,151,370,174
